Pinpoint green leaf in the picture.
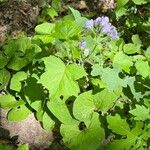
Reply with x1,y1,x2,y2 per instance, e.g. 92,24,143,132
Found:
7,57,28,71
129,105,150,121
7,105,31,121
35,22,55,34
0,69,10,90
53,19,81,40
0,95,25,109
42,112,55,131
45,7,58,18
126,77,143,100
123,43,141,54
30,100,42,112
66,64,87,80
107,114,130,135
60,113,105,150
68,7,87,27
73,91,95,121
47,98,76,124
135,60,150,78
17,144,29,150
132,0,149,5
94,89,120,112
39,55,86,98
145,46,150,60
33,35,55,44
10,71,27,91
69,7,81,20
115,7,127,18
73,90,119,121
144,98,150,109
107,115,144,149
117,0,129,8
51,0,61,11
113,52,133,73
4,37,31,56
0,53,9,69
132,34,142,45
91,65,127,91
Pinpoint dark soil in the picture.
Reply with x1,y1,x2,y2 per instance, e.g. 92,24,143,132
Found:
0,0,40,43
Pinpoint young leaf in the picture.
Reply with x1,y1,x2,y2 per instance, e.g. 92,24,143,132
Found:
60,113,105,150
69,7,81,20
123,43,141,54
35,23,55,35
45,7,58,18
0,95,25,109
107,114,130,135
69,7,87,27
39,55,86,98
113,52,133,73
135,60,150,78
7,105,31,121
117,0,129,8
52,0,61,11
132,34,142,45
129,105,150,121
32,35,55,44
115,7,127,18
10,71,27,91
53,19,81,40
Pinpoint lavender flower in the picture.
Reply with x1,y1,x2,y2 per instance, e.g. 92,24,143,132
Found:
101,22,112,34
85,19,94,29
94,17,102,26
95,16,119,39
84,16,119,39
79,41,86,49
100,16,109,25
109,27,119,39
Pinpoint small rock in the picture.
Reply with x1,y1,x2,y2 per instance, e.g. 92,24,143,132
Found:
0,108,53,149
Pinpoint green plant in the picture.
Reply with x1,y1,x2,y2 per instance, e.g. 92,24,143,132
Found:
114,0,150,47
39,0,62,21
0,7,150,150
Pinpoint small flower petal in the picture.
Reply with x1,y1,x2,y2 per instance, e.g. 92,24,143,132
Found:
110,27,119,39
85,19,94,29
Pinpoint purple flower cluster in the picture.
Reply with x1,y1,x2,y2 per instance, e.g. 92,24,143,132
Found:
84,16,119,39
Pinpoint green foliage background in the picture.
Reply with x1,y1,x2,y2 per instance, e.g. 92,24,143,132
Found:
0,0,150,149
